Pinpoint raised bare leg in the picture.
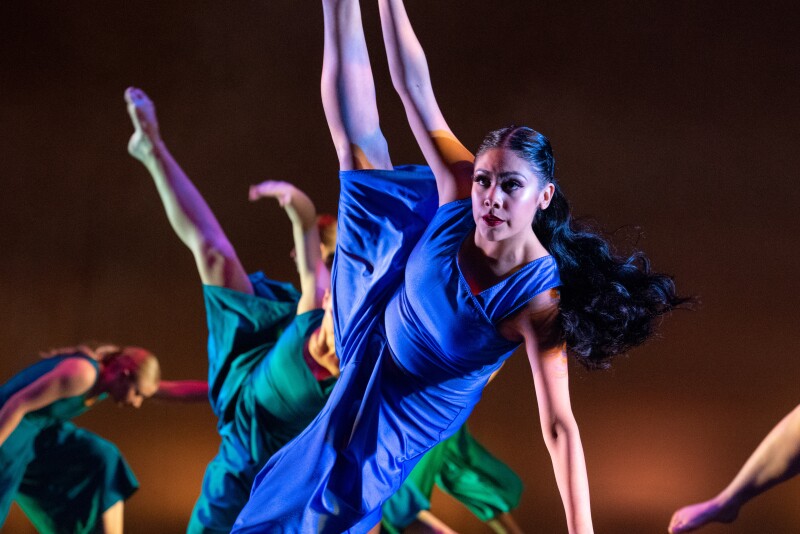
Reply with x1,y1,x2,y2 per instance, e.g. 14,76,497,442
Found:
125,87,252,293
321,0,392,171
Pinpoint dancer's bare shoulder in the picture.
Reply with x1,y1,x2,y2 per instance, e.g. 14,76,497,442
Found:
498,287,561,352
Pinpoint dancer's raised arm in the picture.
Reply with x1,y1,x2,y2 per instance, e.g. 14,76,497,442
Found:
378,0,475,204
249,181,322,314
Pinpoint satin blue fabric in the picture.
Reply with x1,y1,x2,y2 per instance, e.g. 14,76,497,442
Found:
233,166,560,533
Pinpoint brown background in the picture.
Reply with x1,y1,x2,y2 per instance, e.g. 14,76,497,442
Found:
1,1,799,532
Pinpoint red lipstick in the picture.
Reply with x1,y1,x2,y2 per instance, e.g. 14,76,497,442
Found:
482,214,504,227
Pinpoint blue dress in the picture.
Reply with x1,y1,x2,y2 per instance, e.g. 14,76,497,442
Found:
0,352,138,533
233,166,560,533
188,273,337,533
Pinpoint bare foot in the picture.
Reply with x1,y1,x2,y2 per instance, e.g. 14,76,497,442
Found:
125,87,162,161
668,498,739,533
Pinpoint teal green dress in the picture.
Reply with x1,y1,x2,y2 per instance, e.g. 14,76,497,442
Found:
0,352,139,533
381,424,523,532
187,272,337,534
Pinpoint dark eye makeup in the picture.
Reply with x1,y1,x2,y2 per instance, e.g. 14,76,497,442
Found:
473,174,490,186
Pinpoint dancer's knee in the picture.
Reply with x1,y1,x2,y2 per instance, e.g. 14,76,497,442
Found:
195,239,248,291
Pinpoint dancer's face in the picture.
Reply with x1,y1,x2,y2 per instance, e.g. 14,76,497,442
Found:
471,148,553,243
109,367,158,408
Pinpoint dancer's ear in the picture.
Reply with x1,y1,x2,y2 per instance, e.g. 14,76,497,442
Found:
539,182,555,210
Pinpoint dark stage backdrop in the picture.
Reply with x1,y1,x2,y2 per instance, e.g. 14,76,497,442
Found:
1,1,798,532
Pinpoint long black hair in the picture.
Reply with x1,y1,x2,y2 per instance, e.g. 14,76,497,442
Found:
477,126,690,369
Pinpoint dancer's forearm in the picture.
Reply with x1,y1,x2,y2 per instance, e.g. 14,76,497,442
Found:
248,180,322,311
669,404,800,533
378,0,473,203
717,404,800,508
378,0,433,111
154,380,209,402
526,331,593,534
542,417,593,534
284,187,322,311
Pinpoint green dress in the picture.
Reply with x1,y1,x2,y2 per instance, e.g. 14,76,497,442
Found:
382,424,523,533
0,352,138,533
188,272,337,534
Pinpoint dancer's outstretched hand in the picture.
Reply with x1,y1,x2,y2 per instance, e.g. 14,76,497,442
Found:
249,180,297,207
668,498,738,533
250,180,317,230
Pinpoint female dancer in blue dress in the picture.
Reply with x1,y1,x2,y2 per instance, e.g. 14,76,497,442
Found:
125,87,340,533
0,344,159,533
233,0,687,532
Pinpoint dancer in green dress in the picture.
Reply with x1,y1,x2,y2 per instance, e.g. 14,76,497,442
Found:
382,424,524,534
125,87,339,534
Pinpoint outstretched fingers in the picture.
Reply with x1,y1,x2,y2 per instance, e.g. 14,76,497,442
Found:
249,180,294,207
668,499,738,533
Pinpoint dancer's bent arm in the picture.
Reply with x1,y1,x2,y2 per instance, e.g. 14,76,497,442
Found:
503,292,593,534
378,0,475,204
249,181,322,314
0,358,96,446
